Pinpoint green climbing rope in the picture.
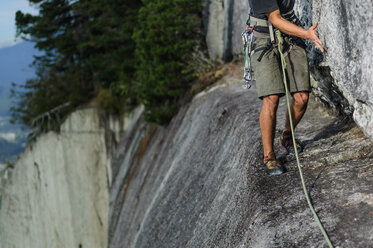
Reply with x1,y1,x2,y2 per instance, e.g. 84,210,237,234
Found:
275,29,334,248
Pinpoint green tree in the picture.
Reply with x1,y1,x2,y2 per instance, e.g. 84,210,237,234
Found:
12,0,93,129
77,0,142,112
12,0,205,131
12,0,141,129
133,0,203,124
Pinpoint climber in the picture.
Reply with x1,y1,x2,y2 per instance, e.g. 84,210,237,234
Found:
247,0,326,175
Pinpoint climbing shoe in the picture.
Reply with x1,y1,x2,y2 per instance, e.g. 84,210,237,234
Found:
264,152,285,175
279,130,303,155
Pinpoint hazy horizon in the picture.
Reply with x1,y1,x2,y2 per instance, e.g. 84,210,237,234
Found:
0,40,38,163
0,0,38,48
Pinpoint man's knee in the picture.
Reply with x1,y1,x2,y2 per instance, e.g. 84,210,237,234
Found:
293,92,309,108
262,95,280,111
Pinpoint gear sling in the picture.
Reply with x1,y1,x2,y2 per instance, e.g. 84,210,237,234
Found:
241,13,277,89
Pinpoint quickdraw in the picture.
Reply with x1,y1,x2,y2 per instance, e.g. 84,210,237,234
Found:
241,24,255,90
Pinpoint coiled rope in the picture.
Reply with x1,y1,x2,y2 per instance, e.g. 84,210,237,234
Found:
275,29,334,248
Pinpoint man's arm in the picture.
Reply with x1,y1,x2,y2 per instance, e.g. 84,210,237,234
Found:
267,10,326,52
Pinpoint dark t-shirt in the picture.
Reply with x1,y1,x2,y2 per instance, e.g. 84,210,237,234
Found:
249,0,295,19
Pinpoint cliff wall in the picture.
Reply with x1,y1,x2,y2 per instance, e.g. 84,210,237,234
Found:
109,63,373,247
204,0,373,140
0,106,143,248
294,0,373,139
1,1,372,248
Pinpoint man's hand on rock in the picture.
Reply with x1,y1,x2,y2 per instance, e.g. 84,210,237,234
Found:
267,10,327,53
306,22,326,53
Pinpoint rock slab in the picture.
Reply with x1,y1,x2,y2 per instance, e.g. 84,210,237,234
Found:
109,63,373,248
0,106,143,248
294,0,373,140
204,0,373,140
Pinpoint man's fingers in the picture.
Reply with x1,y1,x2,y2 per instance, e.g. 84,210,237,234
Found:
310,25,326,52
311,21,319,30
310,36,322,46
315,37,322,46
315,39,326,52
314,40,326,53
316,43,325,52
307,21,326,52
310,36,326,52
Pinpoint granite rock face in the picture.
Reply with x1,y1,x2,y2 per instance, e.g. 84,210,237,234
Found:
1,2,372,247
203,0,225,60
0,106,143,248
294,0,373,140
204,0,373,140
109,63,373,248
203,0,248,61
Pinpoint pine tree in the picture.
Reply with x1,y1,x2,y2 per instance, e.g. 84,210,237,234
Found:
12,0,142,129
76,0,142,110
133,0,203,124
12,0,204,130
13,0,94,128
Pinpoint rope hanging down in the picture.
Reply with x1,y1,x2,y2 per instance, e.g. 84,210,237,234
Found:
275,29,334,248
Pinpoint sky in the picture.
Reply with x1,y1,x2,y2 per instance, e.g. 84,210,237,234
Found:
0,0,38,48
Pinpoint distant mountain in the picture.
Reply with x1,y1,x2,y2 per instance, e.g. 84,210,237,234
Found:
0,41,41,115
0,137,25,163
0,41,41,87
0,116,28,163
0,42,36,160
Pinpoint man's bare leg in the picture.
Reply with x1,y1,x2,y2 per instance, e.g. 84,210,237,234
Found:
260,95,280,158
283,92,309,134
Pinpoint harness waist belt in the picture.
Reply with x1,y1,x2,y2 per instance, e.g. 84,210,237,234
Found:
247,16,269,27
247,9,295,27
254,26,270,33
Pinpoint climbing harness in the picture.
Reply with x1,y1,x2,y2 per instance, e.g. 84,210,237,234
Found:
246,11,306,63
241,14,278,90
276,29,334,248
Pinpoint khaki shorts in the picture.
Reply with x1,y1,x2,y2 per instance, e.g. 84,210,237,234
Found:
251,36,311,99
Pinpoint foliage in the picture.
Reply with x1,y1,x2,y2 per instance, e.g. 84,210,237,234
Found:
76,0,141,108
12,0,205,130
12,0,141,128
133,0,203,124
